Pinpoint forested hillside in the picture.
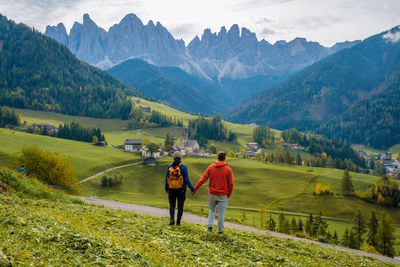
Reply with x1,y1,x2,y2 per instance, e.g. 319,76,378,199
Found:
107,59,219,115
318,71,400,149
0,14,138,119
228,26,400,148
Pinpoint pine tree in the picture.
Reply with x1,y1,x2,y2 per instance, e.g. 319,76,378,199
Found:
296,153,302,165
341,228,350,247
341,169,354,196
376,213,395,257
351,210,366,248
298,218,304,232
332,231,339,245
267,213,276,231
366,210,379,247
290,217,297,233
278,212,285,233
305,213,313,236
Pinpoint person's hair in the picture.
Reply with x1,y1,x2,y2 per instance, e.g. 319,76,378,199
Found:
218,152,226,161
21,164,24,168
171,157,181,167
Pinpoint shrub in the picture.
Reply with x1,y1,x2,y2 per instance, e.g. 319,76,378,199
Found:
101,173,124,187
313,183,333,195
9,146,79,190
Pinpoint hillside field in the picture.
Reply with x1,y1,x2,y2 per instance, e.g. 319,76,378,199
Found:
0,129,139,179
0,170,394,266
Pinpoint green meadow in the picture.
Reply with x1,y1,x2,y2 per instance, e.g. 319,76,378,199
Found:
1,172,392,266
0,129,139,179
83,156,400,222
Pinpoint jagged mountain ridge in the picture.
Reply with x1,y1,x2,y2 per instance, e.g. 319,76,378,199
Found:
45,13,360,80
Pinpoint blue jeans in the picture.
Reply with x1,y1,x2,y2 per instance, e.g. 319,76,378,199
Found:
208,194,228,232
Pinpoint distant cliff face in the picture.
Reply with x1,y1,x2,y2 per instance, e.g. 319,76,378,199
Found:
45,13,359,80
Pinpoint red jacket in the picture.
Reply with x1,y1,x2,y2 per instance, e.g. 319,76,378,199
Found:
195,161,234,197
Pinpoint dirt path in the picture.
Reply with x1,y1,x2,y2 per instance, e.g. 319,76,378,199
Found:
80,197,400,265
79,161,142,184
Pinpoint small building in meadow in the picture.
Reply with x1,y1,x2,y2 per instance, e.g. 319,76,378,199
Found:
124,139,143,152
143,157,156,166
289,144,304,150
246,142,259,149
33,123,55,131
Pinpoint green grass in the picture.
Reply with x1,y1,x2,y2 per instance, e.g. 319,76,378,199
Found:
13,107,127,132
0,129,140,179
83,156,400,222
0,172,393,266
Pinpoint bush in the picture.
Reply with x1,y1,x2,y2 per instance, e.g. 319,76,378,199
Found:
101,173,124,187
313,183,333,195
9,146,79,189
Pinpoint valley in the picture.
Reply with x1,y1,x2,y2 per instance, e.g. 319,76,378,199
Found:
1,7,400,264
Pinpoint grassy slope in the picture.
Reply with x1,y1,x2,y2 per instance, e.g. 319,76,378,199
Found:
0,129,139,179
0,172,392,266
12,104,290,155
84,156,400,222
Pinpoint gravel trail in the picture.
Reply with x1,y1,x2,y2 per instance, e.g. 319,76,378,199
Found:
80,197,400,265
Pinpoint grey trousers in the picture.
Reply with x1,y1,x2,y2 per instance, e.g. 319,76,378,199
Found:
208,194,228,232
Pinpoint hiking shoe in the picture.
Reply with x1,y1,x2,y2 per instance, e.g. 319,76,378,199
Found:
218,231,223,235
207,226,212,232
176,221,181,226
169,220,175,226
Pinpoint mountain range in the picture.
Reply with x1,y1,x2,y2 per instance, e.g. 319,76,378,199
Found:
228,26,400,149
45,13,359,81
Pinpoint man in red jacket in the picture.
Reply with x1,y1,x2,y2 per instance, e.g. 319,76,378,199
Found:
194,151,234,234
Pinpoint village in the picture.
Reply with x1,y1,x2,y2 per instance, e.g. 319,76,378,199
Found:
358,151,400,178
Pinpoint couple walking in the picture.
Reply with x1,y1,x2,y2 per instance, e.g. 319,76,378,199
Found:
165,151,234,234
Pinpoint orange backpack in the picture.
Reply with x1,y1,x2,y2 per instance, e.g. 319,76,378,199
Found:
167,163,183,189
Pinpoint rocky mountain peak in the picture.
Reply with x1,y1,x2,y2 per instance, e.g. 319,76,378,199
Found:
46,13,359,80
120,13,144,27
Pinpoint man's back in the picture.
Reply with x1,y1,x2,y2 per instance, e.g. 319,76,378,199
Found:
195,161,233,197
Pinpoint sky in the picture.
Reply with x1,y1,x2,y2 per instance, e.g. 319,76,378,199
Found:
1,0,400,46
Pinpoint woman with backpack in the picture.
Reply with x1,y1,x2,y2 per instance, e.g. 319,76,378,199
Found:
165,151,195,225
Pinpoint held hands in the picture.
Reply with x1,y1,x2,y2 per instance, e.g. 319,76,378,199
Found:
191,190,196,196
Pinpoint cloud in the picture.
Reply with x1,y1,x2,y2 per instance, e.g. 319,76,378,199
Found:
168,23,200,40
233,0,295,10
261,27,276,35
383,27,400,43
255,17,274,25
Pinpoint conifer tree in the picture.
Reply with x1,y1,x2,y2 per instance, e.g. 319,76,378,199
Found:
366,210,379,247
278,212,285,233
352,210,366,248
376,213,395,257
298,218,304,232
290,217,297,233
341,228,350,247
341,169,354,196
305,213,313,236
296,153,302,165
332,231,339,245
267,213,276,231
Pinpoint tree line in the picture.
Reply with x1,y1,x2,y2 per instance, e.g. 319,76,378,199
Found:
0,106,20,127
281,128,366,169
127,108,183,129
256,209,396,257
188,113,237,146
56,122,105,143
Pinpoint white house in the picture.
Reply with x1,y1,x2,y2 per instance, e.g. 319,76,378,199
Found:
124,139,142,152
